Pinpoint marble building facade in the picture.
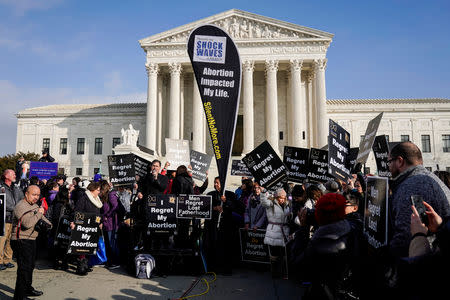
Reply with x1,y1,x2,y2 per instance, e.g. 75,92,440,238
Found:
15,9,450,179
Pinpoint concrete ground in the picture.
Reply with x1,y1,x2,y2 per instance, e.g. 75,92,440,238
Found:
0,259,305,300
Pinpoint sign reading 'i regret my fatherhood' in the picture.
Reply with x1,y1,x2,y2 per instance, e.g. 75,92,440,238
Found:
176,195,212,220
188,24,242,195
364,176,389,249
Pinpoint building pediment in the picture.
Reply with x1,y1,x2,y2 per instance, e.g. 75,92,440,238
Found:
139,9,333,47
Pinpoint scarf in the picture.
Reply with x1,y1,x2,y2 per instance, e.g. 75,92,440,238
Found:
86,190,103,209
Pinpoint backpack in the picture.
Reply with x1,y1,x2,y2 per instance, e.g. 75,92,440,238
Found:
134,254,155,279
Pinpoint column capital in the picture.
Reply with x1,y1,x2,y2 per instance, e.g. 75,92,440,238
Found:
306,71,315,83
313,58,327,71
289,59,303,73
145,63,159,76
243,60,255,72
168,62,182,75
265,59,279,73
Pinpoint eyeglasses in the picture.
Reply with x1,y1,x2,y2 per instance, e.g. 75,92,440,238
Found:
387,157,398,165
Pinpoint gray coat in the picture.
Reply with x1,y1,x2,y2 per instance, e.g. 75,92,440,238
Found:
244,194,268,229
0,181,24,223
261,192,291,247
389,165,450,257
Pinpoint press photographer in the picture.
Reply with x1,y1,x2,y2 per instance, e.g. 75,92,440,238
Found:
11,185,52,299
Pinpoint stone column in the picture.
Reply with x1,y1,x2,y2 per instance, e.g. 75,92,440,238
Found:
314,59,328,148
265,60,280,154
303,74,310,148
290,59,304,147
168,62,182,140
242,60,255,155
156,75,163,156
180,75,185,139
300,77,308,148
145,63,159,151
307,72,316,148
192,76,204,152
286,70,293,146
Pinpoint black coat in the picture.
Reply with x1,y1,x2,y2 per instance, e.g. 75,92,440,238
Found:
141,173,168,196
171,174,194,195
70,186,85,206
73,191,101,216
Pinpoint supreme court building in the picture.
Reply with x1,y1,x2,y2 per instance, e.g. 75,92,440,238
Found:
15,9,450,180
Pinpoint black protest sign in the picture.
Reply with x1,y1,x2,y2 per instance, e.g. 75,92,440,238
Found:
54,207,72,248
165,138,190,169
242,141,287,189
328,119,351,181
357,112,384,164
0,193,5,236
239,229,270,264
364,176,389,249
108,154,135,188
190,150,212,182
231,160,252,177
67,212,102,255
176,195,212,219
347,148,359,173
146,194,177,232
373,135,391,177
188,25,242,196
283,146,309,183
134,155,150,180
307,148,334,183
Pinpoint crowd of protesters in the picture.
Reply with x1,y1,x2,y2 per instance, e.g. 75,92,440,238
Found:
1,141,450,299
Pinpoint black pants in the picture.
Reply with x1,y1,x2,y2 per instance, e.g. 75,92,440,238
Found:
11,239,36,300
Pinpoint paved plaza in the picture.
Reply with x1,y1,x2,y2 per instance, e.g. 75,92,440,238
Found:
0,258,304,300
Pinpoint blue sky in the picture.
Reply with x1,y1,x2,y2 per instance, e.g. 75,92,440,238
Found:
1,0,449,155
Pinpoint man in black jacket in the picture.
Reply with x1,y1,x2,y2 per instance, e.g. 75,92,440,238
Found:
136,160,169,255
38,150,55,163
138,160,168,197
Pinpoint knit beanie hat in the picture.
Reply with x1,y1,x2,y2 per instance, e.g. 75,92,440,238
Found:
314,193,347,225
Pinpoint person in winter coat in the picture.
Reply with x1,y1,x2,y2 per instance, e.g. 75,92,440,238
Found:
171,165,194,195
50,188,72,270
244,184,267,231
11,185,52,299
38,150,55,162
297,193,366,299
0,169,24,271
388,142,450,258
261,188,291,279
69,177,84,208
47,181,59,207
99,180,119,269
171,165,194,249
70,181,103,275
204,177,236,275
